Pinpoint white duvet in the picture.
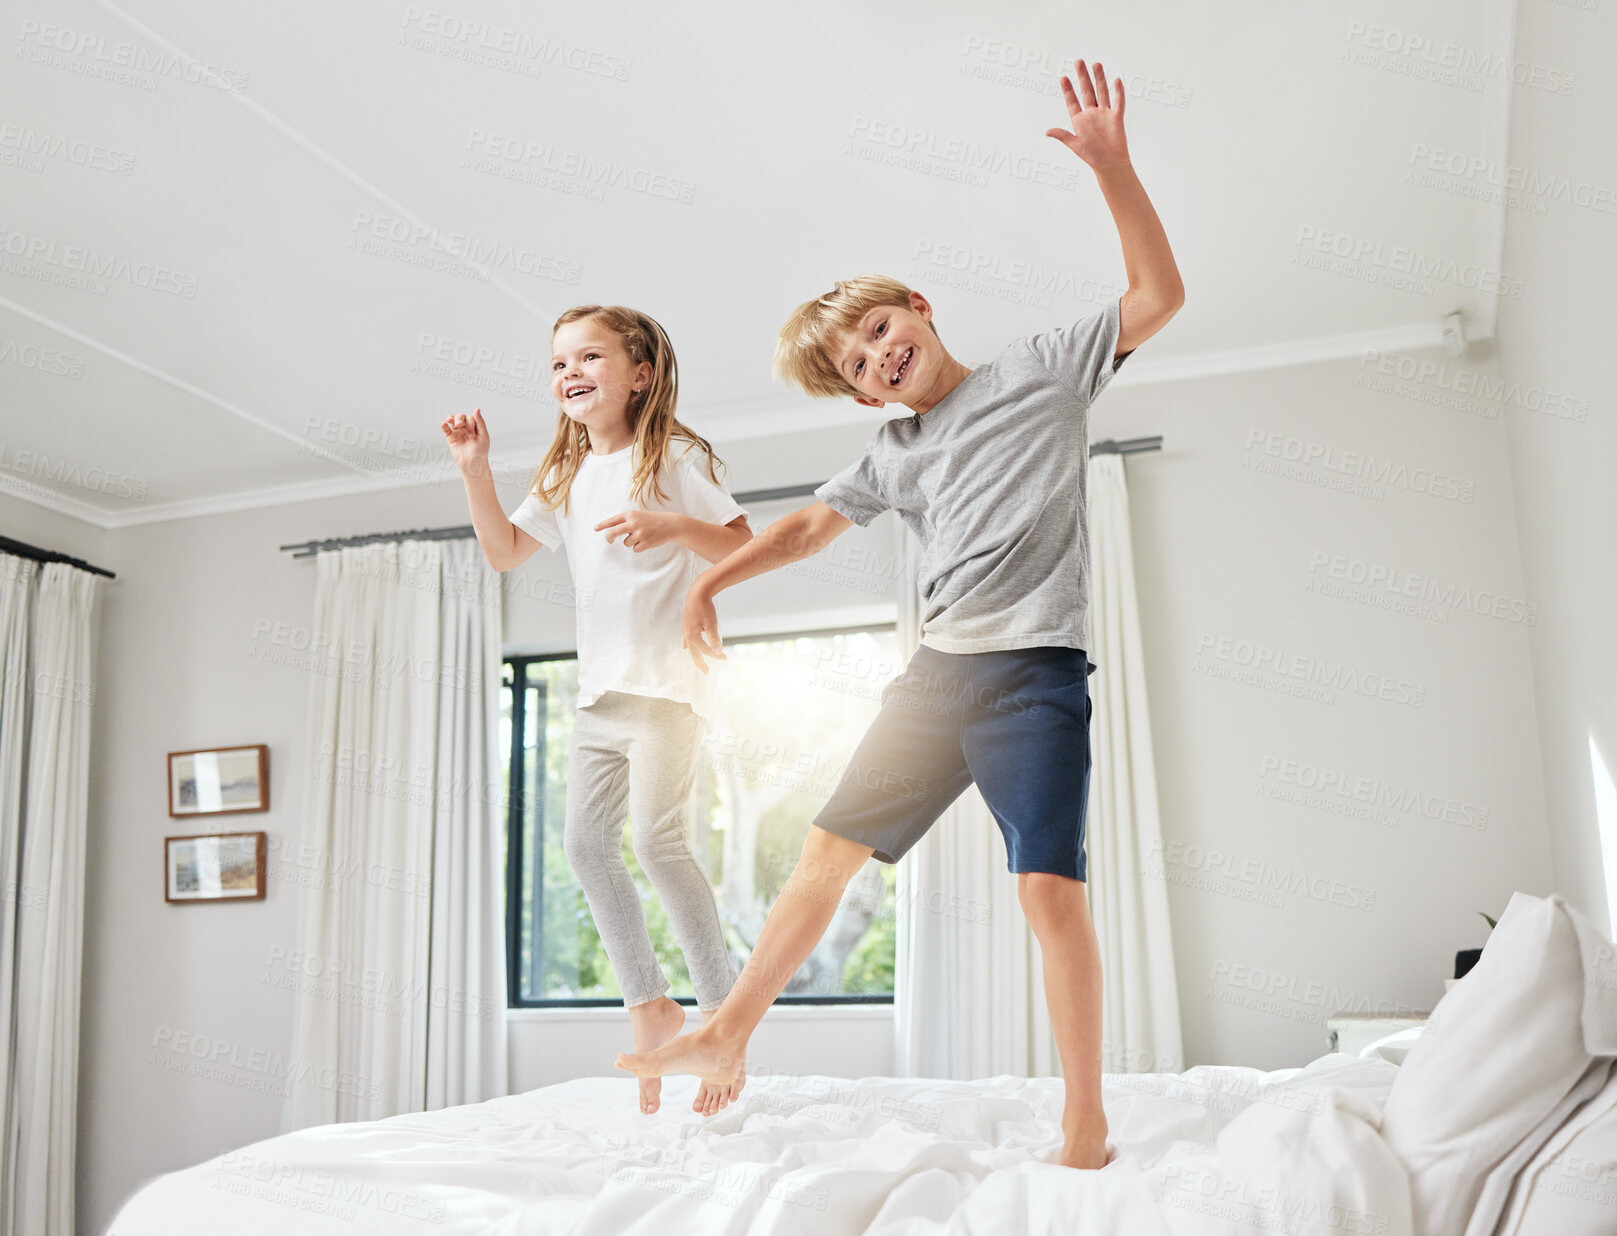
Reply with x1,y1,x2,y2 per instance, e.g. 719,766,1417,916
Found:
109,1051,1412,1235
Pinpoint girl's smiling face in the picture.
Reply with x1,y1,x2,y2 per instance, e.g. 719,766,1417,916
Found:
550,318,651,426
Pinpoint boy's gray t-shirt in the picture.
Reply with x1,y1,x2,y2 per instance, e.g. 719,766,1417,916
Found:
815,297,1130,656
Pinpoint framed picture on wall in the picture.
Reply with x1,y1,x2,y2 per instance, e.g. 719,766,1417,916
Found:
164,831,267,903
167,744,268,817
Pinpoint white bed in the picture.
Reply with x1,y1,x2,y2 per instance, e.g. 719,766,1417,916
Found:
109,1052,1406,1235
109,892,1617,1235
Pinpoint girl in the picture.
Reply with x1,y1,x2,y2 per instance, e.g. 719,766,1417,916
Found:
441,305,751,1117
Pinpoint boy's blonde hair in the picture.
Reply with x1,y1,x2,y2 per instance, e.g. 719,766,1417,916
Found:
531,305,724,514
773,274,941,399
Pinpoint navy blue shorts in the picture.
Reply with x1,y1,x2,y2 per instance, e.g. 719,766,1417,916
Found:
811,644,1094,880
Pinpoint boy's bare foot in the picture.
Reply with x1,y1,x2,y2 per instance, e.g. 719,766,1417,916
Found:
692,1010,746,1116
616,1021,746,1102
625,995,685,1115
1058,1116,1113,1170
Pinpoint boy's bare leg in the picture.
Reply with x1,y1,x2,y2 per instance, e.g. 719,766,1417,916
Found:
1018,871,1111,1169
617,826,875,1084
691,1007,746,1116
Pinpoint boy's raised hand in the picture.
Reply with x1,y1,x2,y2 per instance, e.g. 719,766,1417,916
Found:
680,584,725,673
441,408,491,476
1046,59,1129,171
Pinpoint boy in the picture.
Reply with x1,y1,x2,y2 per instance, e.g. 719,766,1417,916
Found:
617,59,1182,1169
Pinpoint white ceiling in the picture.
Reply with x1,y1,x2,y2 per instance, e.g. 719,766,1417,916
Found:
1,0,1513,526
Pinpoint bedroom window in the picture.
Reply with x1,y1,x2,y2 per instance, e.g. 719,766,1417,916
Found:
502,624,901,1008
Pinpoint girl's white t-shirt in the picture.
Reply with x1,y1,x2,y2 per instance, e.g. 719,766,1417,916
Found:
508,443,747,722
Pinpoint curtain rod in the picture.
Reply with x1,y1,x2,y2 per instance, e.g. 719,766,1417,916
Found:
278,436,1163,558
278,524,477,559
735,436,1163,505
1089,434,1163,456
0,534,116,579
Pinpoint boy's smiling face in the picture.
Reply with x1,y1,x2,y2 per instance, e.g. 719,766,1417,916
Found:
833,291,943,410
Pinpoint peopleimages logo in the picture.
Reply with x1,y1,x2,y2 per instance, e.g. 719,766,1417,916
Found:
846,116,1081,191
0,225,201,297
0,123,136,174
1194,631,1427,708
1355,349,1589,423
1306,551,1538,626
14,20,251,91
911,238,1125,305
349,211,583,283
1257,754,1490,831
1143,838,1378,912
399,7,632,81
1244,428,1476,504
1341,20,1574,95
462,129,695,203
1405,142,1617,216
1293,225,1525,300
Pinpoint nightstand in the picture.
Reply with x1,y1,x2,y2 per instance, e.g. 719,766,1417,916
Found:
1326,1012,1431,1056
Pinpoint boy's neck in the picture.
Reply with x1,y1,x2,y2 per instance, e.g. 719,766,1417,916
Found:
906,352,974,416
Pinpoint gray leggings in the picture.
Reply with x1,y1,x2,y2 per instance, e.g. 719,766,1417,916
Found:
563,691,736,1011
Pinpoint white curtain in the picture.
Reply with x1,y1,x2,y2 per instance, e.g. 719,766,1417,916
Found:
0,555,101,1236
426,541,508,1108
283,540,507,1130
1086,454,1183,1074
894,454,1182,1079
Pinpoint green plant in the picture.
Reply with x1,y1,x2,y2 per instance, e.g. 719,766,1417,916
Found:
1478,911,1497,930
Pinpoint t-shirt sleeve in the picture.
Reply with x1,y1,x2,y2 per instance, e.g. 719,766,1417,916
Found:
1025,296,1131,407
509,492,562,551
673,447,748,526
813,444,889,527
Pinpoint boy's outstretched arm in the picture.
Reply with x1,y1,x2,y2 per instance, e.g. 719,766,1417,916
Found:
1046,58,1185,357
682,501,853,669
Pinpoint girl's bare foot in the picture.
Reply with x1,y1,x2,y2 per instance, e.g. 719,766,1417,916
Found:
616,1021,745,1103
692,1010,746,1116
625,995,685,1115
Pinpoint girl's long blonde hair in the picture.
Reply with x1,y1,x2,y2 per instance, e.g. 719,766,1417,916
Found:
531,305,724,514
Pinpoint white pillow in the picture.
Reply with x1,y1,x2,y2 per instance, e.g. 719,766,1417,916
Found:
1380,891,1617,1236
1493,1057,1617,1236
1359,1025,1424,1066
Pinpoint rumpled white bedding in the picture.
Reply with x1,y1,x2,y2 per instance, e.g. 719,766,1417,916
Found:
109,1051,1411,1235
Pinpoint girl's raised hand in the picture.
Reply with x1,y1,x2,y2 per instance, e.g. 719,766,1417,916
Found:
1046,58,1129,171
441,408,492,476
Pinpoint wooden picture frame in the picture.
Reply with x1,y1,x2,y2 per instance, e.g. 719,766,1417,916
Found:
167,744,268,817
164,831,267,903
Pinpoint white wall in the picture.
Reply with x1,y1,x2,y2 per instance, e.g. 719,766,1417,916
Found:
1491,2,1617,932
1098,349,1550,1070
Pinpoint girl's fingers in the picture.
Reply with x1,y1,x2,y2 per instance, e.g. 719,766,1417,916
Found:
1091,62,1110,108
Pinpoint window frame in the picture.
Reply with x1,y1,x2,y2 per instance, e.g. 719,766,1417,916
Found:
505,621,899,1009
